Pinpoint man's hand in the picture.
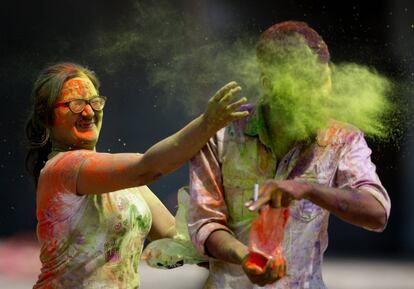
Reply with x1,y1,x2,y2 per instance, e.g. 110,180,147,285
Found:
242,252,286,286
245,179,313,211
246,179,387,231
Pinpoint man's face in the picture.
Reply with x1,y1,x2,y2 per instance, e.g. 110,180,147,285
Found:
260,60,332,142
261,63,331,102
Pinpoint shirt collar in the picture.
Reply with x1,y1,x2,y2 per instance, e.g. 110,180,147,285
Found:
244,102,274,151
244,102,322,153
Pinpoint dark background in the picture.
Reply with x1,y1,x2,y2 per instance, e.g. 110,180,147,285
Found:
1,0,413,260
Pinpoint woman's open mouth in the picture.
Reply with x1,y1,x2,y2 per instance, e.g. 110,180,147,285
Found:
77,121,95,130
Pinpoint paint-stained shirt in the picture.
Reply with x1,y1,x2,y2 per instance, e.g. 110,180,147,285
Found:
188,104,390,289
34,150,152,289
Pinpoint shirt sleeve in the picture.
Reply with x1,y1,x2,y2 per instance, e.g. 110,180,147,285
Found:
188,132,233,256
334,131,391,230
41,150,92,195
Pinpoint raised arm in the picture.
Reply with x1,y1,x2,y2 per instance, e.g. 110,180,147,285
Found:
75,82,249,195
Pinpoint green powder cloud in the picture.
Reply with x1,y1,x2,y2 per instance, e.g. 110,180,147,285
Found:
89,0,400,145
259,36,397,147
89,0,261,113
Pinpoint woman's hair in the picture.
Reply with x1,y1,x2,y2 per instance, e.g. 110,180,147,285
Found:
25,62,100,187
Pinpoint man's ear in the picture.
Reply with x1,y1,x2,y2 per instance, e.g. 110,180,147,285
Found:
321,64,332,96
261,75,273,92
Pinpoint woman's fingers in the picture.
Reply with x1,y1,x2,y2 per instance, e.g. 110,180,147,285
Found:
220,86,242,104
230,110,250,120
226,97,247,111
212,81,238,101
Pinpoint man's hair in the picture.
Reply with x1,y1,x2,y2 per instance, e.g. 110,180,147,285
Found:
257,21,330,64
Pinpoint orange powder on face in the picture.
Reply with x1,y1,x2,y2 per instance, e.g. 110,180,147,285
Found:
61,78,96,99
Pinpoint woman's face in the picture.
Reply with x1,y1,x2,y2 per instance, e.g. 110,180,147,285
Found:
50,76,103,150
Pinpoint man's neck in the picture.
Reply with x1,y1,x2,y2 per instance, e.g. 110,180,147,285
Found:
262,105,295,159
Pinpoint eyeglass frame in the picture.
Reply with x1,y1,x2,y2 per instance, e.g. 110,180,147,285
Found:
54,96,107,114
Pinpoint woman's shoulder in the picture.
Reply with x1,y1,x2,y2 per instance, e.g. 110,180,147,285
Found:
37,150,96,198
42,150,94,173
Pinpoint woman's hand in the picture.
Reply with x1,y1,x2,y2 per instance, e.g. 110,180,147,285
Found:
245,179,313,211
202,81,249,133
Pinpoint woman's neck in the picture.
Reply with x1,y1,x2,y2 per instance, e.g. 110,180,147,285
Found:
49,142,95,159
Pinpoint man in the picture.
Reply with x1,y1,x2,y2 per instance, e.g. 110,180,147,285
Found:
188,21,390,289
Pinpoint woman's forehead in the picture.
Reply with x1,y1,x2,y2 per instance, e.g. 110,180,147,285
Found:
60,77,97,100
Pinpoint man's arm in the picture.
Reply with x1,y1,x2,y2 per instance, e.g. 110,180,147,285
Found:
322,130,390,231
247,131,390,232
205,230,248,264
188,132,237,256
306,184,386,230
189,131,288,286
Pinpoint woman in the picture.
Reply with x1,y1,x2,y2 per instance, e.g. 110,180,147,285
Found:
25,62,248,288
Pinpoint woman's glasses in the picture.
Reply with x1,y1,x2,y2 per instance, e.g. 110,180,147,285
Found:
54,96,107,114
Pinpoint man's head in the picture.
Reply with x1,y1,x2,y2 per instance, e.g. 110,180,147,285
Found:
253,21,394,152
255,21,332,150
257,21,331,96
257,21,329,66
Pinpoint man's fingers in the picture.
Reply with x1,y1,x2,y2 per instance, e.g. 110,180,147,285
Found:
247,182,276,211
261,259,281,285
243,260,264,276
247,194,272,211
245,199,254,207
212,81,238,101
279,262,287,278
281,193,292,207
271,191,283,208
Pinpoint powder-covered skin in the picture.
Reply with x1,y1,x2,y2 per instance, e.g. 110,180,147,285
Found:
60,78,96,99
188,104,390,289
34,150,152,289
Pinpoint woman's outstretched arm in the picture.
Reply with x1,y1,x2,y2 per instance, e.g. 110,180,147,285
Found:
75,82,249,195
